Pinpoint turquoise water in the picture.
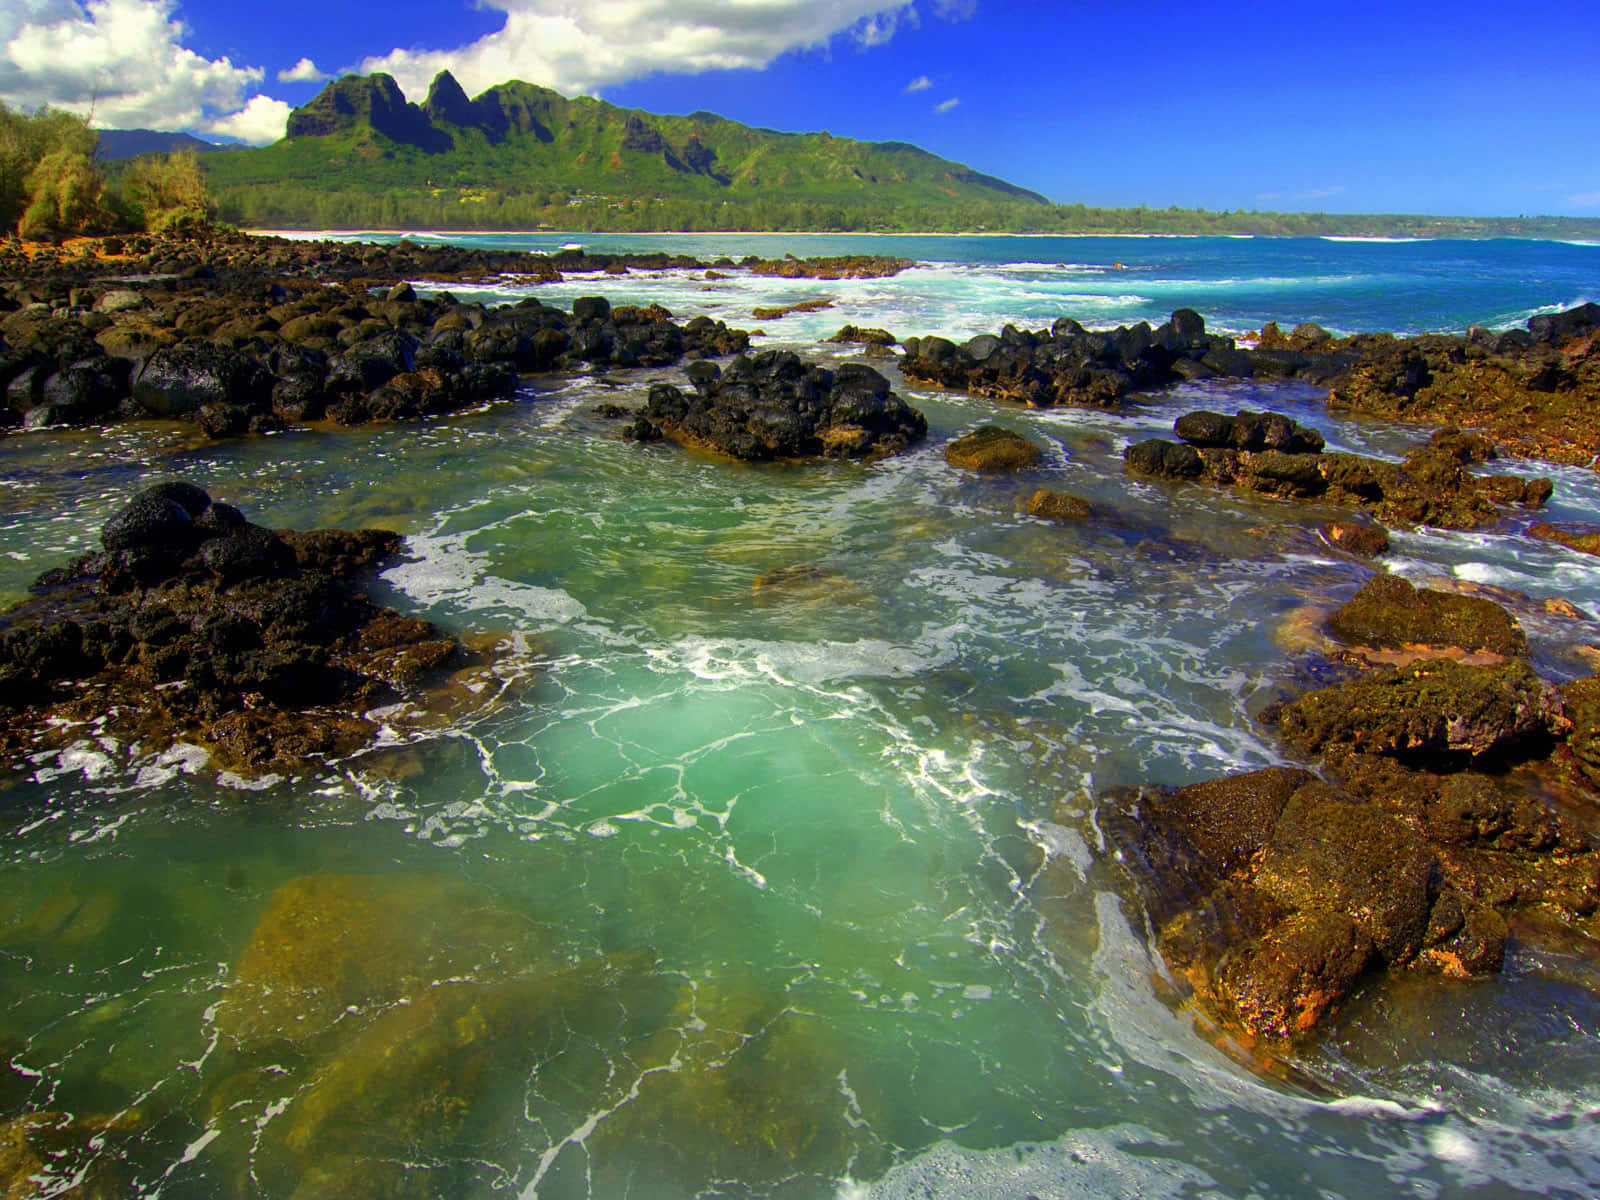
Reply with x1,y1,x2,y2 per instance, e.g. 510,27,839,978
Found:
288,229,1600,339
3,236,1600,1197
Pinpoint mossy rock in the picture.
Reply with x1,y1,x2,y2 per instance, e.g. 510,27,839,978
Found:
1276,659,1559,763
1023,488,1092,522
1321,520,1389,558
1328,573,1527,656
944,425,1043,472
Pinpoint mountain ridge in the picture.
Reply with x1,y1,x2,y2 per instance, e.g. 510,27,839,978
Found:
204,69,1052,210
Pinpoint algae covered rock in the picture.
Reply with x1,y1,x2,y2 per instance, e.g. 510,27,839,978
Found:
1275,659,1560,763
216,873,546,1053
1327,573,1527,657
945,424,1043,471
0,1111,129,1200
587,984,888,1195
1024,488,1093,522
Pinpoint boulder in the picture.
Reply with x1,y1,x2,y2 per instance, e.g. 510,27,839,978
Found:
1024,489,1092,521
1173,409,1326,454
633,351,925,462
132,343,273,418
944,425,1044,471
1327,573,1527,657
1124,438,1203,479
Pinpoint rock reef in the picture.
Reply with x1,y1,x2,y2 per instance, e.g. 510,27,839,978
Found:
627,350,927,461
1125,409,1552,531
1097,577,1600,1046
0,482,508,776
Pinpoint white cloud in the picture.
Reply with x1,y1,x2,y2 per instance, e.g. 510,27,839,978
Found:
0,0,265,130
277,57,326,85
905,74,933,92
209,94,290,144
1569,191,1600,209
934,97,960,114
931,0,978,18
359,1,932,100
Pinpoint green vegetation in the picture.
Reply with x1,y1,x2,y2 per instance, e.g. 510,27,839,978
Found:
196,71,1600,240
0,102,217,240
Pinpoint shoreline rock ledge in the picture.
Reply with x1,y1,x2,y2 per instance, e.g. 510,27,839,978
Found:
0,482,507,777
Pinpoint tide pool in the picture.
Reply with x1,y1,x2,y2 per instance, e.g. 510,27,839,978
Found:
2,235,1600,1198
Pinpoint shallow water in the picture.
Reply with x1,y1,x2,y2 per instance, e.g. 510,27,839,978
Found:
3,237,1600,1197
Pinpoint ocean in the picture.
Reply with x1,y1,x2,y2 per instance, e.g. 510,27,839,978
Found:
2,234,1599,1198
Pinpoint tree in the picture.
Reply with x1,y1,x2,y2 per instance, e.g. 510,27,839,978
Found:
0,101,100,234
18,146,113,240
121,151,215,233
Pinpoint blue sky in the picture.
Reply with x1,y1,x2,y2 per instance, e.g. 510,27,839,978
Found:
2,0,1596,216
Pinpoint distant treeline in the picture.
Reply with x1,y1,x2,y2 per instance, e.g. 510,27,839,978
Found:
212,184,1600,240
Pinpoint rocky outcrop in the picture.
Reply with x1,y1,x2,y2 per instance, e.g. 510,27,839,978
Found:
1098,661,1599,1042
627,351,926,461
0,482,505,777
900,309,1268,411
1319,303,1600,468
1124,409,1553,531
1327,574,1528,658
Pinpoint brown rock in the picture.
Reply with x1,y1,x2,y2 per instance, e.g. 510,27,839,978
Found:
945,425,1044,472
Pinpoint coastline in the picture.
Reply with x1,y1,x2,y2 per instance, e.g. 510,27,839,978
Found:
242,227,1600,244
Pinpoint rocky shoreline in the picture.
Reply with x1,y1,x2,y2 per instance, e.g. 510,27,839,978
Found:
4,230,1600,1080
0,482,521,778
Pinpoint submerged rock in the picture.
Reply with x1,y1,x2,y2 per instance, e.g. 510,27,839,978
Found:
944,424,1044,471
630,350,926,461
1024,488,1093,521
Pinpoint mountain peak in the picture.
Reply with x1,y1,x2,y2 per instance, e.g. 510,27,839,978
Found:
422,70,475,128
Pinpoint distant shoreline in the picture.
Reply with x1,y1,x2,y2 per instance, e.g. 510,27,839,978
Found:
243,228,1599,244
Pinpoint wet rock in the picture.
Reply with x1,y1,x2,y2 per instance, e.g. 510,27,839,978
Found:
1137,409,1551,532
133,342,273,417
1096,746,1594,1042
1326,303,1600,469
1024,488,1093,521
1275,659,1561,763
827,324,896,346
1530,522,1600,557
1174,409,1326,455
1321,521,1389,558
0,484,486,776
1327,573,1527,657
1124,438,1203,479
945,425,1044,471
636,351,925,462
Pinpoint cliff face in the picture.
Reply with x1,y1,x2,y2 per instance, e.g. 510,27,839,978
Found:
286,74,451,153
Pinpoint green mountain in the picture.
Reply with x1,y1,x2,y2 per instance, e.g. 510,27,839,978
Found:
202,70,1049,228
